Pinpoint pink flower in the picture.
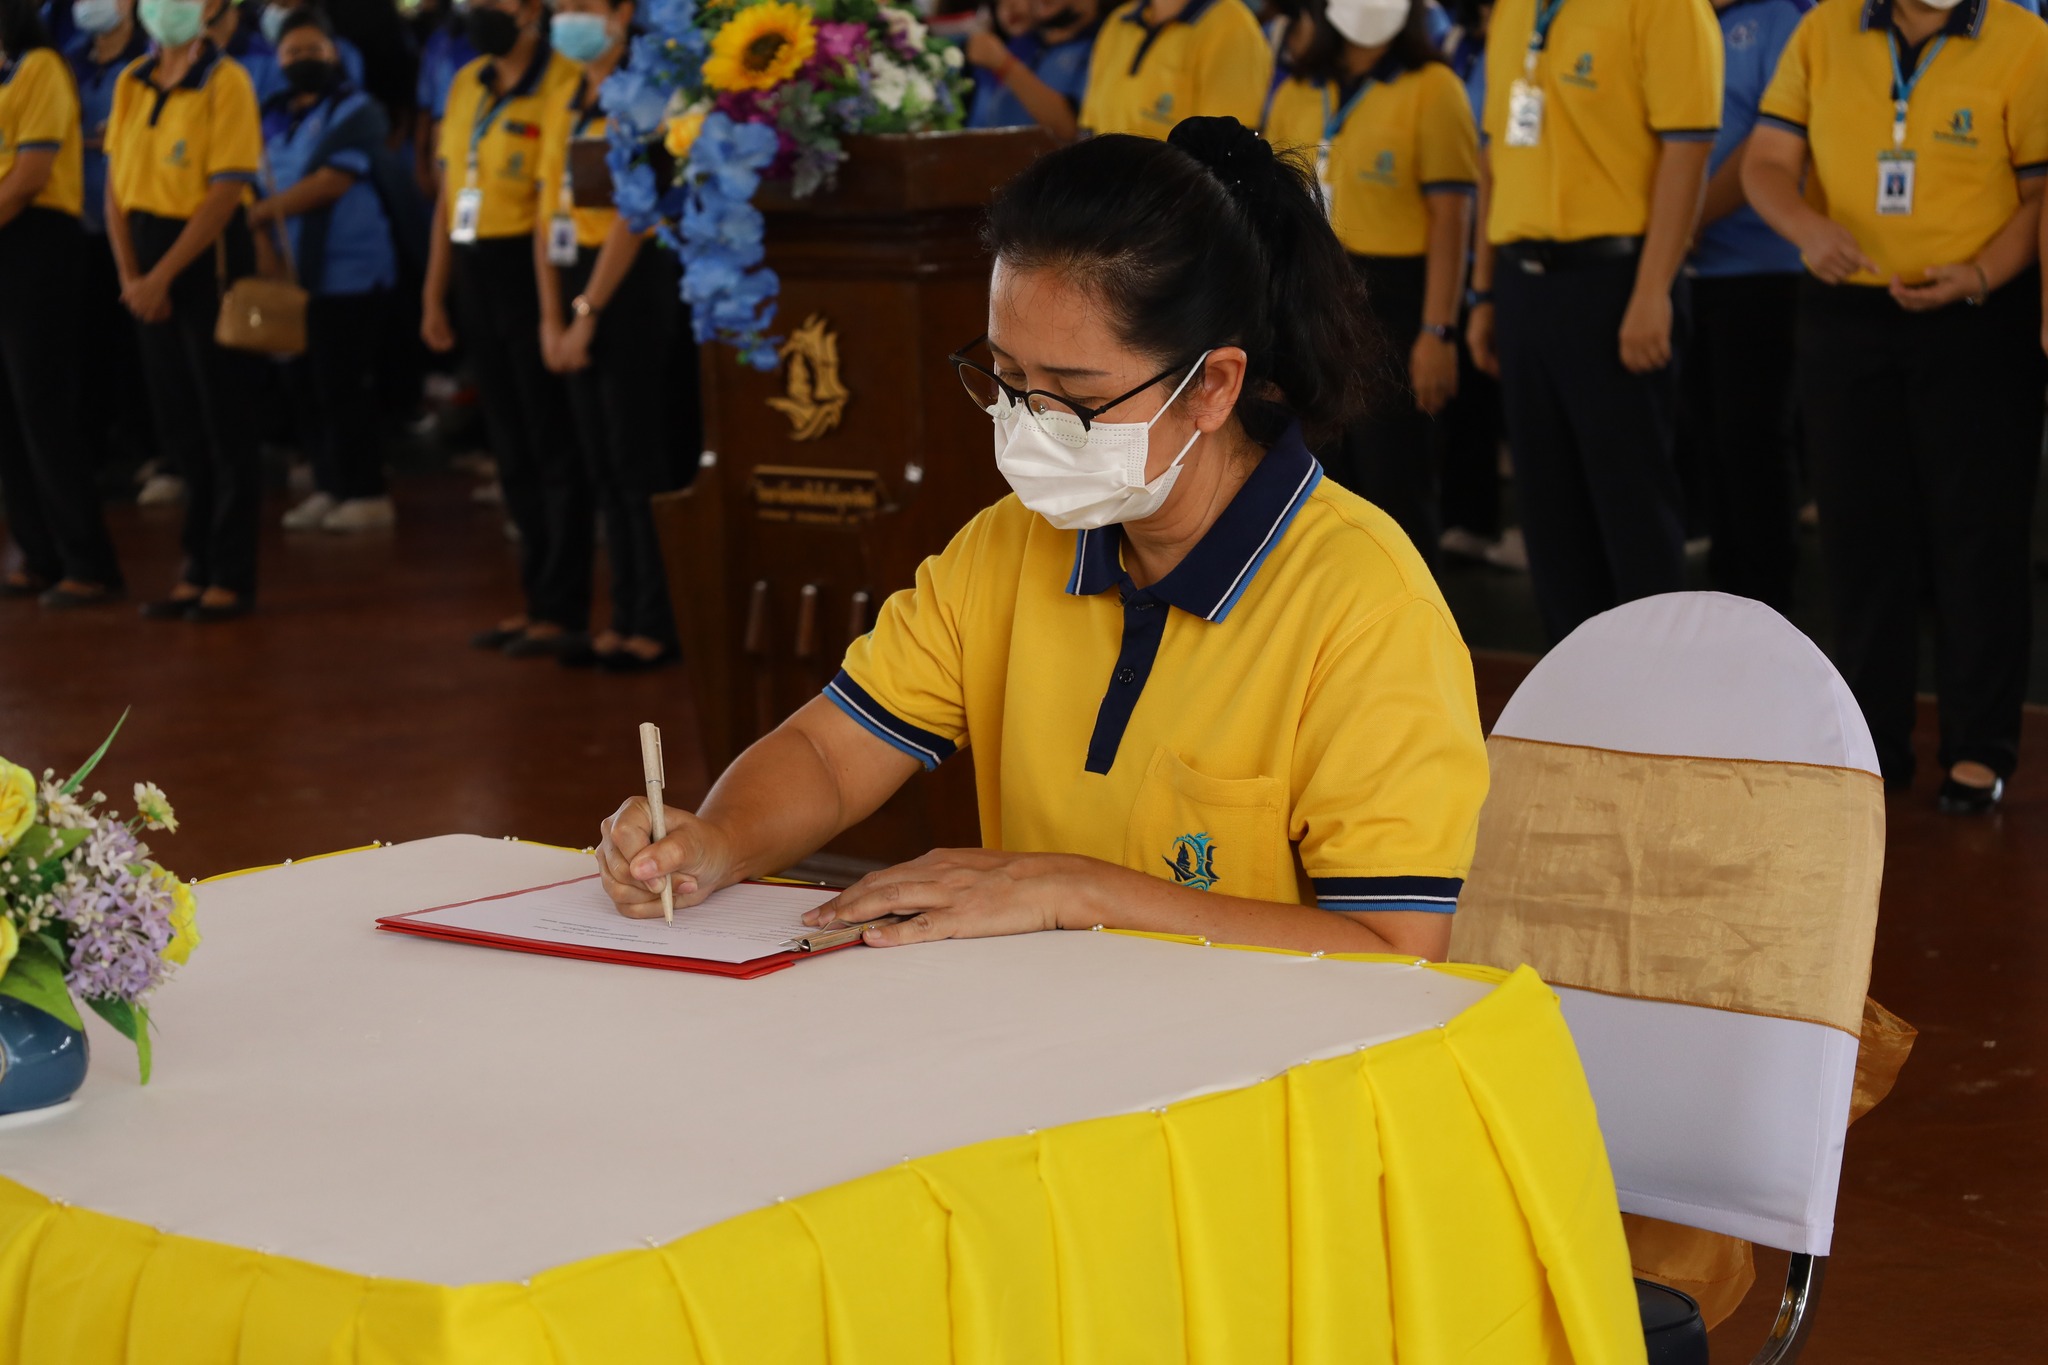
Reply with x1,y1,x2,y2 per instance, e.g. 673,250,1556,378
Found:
815,21,868,64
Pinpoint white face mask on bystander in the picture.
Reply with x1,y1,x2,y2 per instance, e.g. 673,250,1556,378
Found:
1324,0,1410,48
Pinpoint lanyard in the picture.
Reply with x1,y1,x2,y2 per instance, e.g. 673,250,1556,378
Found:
1524,0,1567,78
467,77,517,179
1885,30,1947,149
1321,77,1375,146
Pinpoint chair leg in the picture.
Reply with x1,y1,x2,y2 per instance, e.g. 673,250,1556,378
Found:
1749,1253,1826,1365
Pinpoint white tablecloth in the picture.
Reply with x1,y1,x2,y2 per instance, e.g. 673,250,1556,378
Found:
0,834,1488,1285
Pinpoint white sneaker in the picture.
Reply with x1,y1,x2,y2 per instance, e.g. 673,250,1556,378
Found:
320,496,396,533
137,474,186,507
1438,526,1496,564
282,492,337,530
1484,526,1530,572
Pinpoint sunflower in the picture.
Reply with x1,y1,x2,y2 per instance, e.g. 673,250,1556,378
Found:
703,1,818,93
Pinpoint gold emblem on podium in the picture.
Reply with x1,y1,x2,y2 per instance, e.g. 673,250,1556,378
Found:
767,314,849,441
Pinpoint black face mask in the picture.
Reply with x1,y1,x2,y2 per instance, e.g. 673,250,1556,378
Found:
1037,6,1082,31
465,7,521,57
282,58,340,95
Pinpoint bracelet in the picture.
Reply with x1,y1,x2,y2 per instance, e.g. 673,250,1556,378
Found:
1967,262,1991,307
570,294,598,319
1464,288,1494,310
1422,322,1458,343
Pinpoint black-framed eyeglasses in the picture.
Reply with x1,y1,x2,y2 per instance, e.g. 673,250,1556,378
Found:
949,335,1203,449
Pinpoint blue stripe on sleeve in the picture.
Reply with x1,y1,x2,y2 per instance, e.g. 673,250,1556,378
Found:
823,671,958,772
1312,875,1464,914
1756,114,1806,138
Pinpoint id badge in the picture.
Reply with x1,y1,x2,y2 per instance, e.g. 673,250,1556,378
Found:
547,214,578,266
1876,150,1916,217
450,186,483,244
1315,147,1335,220
1505,79,1544,148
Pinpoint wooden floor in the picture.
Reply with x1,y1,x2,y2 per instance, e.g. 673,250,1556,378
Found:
2,473,2042,1358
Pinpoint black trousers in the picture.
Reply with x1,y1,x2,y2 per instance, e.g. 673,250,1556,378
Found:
1679,272,1801,613
1441,311,1504,540
452,237,590,630
79,227,158,477
1797,273,2045,783
293,291,390,500
558,247,681,647
0,209,122,587
1327,253,1438,570
1495,250,1688,643
129,210,262,597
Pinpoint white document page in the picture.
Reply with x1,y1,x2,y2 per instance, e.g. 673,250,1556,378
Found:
404,876,841,964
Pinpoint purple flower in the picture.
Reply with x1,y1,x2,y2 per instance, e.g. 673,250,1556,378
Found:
53,823,174,1004
814,21,869,66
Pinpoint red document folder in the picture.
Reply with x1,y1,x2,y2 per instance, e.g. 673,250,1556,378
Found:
375,876,854,980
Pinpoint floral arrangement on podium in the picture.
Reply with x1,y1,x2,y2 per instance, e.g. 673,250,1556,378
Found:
0,719,198,1085
603,0,970,367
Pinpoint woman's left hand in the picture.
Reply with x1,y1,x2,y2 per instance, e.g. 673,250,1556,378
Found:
121,271,171,323
802,848,1074,946
1410,332,1458,416
1890,264,1978,312
556,312,597,373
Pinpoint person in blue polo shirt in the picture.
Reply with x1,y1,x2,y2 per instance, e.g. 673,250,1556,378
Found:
966,0,1100,141
202,0,280,102
258,0,364,89
250,6,399,532
1679,0,1805,615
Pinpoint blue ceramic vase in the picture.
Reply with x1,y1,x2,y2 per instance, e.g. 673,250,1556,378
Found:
0,996,89,1115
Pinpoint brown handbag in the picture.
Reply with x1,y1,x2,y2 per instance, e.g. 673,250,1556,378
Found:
214,206,307,358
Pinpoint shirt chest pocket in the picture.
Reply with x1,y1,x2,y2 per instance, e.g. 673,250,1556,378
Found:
1124,747,1287,904
1922,87,2004,167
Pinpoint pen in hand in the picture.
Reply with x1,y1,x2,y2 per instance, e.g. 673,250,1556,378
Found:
638,722,674,925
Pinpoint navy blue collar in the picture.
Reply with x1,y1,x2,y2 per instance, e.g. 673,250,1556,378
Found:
482,33,555,101
1122,0,1226,33
66,26,150,74
1066,424,1323,624
1860,0,1986,39
132,40,225,92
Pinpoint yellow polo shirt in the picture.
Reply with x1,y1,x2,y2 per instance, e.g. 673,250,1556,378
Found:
1483,0,1723,243
0,49,85,218
1759,0,2048,286
828,431,1490,916
537,77,615,251
1079,0,1274,140
105,45,260,220
437,47,583,240
1264,59,1479,258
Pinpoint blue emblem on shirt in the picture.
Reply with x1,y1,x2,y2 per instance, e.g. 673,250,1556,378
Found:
167,139,188,167
1164,832,1220,891
1361,148,1398,185
1561,51,1597,89
1936,108,1978,147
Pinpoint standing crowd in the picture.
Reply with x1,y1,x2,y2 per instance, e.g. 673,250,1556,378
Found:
3,0,2047,797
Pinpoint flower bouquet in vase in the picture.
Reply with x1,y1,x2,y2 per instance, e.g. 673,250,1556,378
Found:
0,715,197,1115
603,0,972,366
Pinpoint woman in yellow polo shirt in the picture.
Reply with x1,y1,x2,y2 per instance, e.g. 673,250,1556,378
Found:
1745,0,2048,815
596,119,1490,961
104,0,265,622
0,0,124,609
533,0,686,673
1265,0,1477,566
421,0,592,659
1077,0,1272,138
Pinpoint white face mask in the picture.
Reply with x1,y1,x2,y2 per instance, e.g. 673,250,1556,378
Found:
1324,0,1409,48
992,353,1211,531
1918,0,1966,8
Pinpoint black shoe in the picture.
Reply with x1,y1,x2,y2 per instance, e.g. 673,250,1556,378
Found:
557,640,606,669
598,645,680,674
140,596,201,621
503,629,586,660
1,575,50,600
471,623,525,651
1936,774,2004,816
39,583,125,612
188,597,254,623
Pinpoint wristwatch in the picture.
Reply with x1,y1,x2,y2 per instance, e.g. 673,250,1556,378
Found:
1464,288,1494,310
1422,321,1459,343
570,294,598,319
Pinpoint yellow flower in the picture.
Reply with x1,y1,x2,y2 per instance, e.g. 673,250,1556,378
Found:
0,917,17,987
0,759,34,856
665,111,707,163
703,1,817,92
134,781,178,833
155,868,201,966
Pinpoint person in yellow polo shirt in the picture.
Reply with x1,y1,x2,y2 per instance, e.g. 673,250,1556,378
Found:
104,0,265,622
1078,0,1272,138
0,0,123,609
533,0,686,672
1265,0,1478,566
596,119,1490,962
421,0,591,659
1465,0,1722,644
1744,0,2048,814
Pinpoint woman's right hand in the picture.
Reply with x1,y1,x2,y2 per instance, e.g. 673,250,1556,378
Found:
421,302,456,353
1797,218,1878,285
1466,301,1499,379
596,797,736,918
965,30,1009,70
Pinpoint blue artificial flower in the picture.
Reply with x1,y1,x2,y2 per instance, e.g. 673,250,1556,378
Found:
601,65,671,139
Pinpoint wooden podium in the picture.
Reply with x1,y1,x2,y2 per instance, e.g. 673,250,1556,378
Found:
653,128,1052,868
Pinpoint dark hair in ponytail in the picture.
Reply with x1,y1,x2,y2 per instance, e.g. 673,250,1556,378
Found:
983,118,1376,449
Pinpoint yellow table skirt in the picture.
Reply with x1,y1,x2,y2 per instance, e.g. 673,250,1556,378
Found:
0,964,1644,1364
